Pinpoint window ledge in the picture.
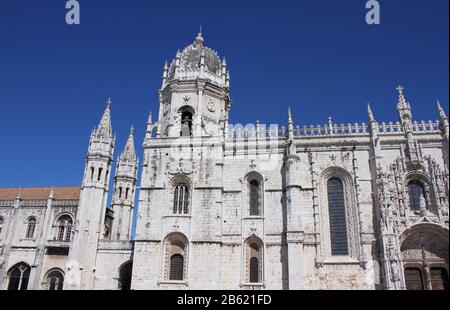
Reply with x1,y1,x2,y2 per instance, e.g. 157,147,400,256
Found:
240,282,266,289
158,280,188,286
163,215,192,219
322,256,360,265
243,216,265,220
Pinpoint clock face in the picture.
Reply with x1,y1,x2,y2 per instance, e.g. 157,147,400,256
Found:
207,101,216,112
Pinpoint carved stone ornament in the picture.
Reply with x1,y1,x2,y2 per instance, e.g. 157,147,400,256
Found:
207,101,216,112
168,158,194,175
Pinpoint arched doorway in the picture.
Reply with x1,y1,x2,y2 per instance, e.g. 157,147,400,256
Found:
400,224,449,290
118,261,133,290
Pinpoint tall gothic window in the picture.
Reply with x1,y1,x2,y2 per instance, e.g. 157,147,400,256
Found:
164,234,188,282
327,178,349,256
170,254,184,281
180,112,193,137
26,217,36,239
173,183,190,214
408,181,426,212
245,237,263,284
56,215,73,241
250,180,261,216
45,269,64,290
7,263,31,290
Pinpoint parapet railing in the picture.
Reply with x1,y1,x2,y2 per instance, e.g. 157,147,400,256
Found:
226,120,440,140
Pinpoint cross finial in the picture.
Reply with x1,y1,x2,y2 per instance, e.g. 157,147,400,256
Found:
396,85,404,95
195,27,204,45
106,98,112,108
130,125,134,135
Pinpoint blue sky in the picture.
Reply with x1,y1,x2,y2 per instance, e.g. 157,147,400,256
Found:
0,0,448,189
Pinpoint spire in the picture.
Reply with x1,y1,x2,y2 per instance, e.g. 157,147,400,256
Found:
15,188,22,200
120,126,137,162
438,100,447,119
162,61,169,88
288,107,294,139
95,98,113,139
145,111,154,140
147,111,153,125
368,103,376,123
367,103,379,140
396,85,410,109
49,187,54,200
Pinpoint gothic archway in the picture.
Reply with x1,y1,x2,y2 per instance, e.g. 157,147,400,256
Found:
118,261,133,290
400,224,449,290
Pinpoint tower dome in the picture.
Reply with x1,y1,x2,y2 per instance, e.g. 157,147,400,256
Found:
164,32,229,88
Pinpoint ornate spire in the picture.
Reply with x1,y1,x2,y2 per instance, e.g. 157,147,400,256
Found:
49,187,54,200
287,107,294,139
95,98,113,139
368,103,376,122
120,126,137,162
288,107,293,124
147,111,153,125
437,100,447,119
396,85,410,109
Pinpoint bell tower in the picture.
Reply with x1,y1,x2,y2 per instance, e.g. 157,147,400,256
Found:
155,32,232,139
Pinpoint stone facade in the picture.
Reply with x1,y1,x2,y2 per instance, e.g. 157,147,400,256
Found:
0,33,448,290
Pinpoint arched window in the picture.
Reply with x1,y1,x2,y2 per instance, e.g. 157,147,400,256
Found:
26,217,36,239
408,181,426,212
250,180,261,216
98,168,103,181
164,234,188,281
90,167,95,181
327,178,349,256
180,111,193,137
56,215,73,241
125,188,129,200
169,254,184,281
244,237,263,284
119,187,123,199
249,257,259,283
7,263,31,290
45,269,64,290
173,183,190,214
118,261,133,290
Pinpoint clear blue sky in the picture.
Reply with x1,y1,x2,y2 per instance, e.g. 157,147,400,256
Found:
0,0,448,188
